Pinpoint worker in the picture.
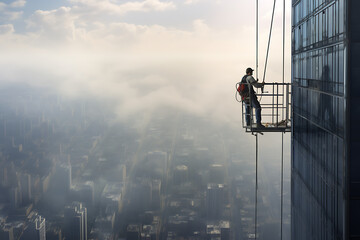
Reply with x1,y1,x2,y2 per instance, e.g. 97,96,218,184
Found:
241,67,265,128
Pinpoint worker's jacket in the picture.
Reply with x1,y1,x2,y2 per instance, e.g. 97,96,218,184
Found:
243,75,263,96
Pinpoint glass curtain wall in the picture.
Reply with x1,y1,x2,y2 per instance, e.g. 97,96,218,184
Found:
291,0,346,239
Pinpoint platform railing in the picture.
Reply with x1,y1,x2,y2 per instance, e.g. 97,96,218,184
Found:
242,82,291,133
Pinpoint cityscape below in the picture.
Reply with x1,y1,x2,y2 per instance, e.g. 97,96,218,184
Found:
0,85,290,240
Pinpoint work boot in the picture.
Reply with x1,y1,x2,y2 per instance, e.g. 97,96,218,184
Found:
257,123,265,128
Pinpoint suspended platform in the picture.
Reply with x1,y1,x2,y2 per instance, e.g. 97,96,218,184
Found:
242,82,291,133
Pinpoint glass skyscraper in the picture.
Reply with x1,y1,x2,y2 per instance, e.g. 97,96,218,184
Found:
292,0,359,239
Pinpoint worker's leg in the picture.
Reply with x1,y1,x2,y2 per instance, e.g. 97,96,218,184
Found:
251,96,261,124
245,103,251,126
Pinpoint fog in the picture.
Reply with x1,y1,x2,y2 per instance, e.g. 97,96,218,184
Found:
0,1,291,239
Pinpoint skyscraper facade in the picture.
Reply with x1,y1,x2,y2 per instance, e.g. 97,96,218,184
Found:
35,215,46,240
292,0,360,239
21,213,46,240
64,202,87,240
206,183,224,220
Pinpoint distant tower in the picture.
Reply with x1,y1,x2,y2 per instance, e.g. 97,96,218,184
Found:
151,179,161,209
10,187,21,208
21,213,46,240
206,183,224,219
35,216,46,240
120,164,126,182
56,161,72,193
126,225,141,240
173,165,188,185
0,226,14,240
209,164,225,184
64,202,87,240
20,173,32,204
71,181,95,207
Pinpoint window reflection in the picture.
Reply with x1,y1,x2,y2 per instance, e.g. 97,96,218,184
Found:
292,0,346,239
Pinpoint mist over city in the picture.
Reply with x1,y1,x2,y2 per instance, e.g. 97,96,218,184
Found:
0,0,291,240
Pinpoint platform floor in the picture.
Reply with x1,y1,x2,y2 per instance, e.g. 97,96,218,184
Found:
244,122,291,133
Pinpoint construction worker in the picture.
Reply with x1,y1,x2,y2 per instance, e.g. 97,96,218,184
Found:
242,67,265,128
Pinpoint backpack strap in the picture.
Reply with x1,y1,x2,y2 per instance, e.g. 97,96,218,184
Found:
241,75,248,83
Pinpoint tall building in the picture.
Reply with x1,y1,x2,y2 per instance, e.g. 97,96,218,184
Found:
21,213,46,240
126,225,141,240
292,0,360,239
0,226,14,240
55,162,72,193
206,183,224,220
173,165,188,185
20,173,32,205
209,164,225,184
64,202,87,240
35,215,46,240
10,187,21,208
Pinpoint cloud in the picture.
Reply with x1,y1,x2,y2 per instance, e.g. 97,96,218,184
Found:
1,10,263,123
192,19,210,34
23,8,214,49
10,0,26,8
0,1,25,22
184,0,222,5
70,0,176,15
26,7,79,42
0,24,15,35
22,0,176,43
0,47,243,125
184,0,200,4
0,3,6,11
3,10,23,20
0,0,291,126
0,18,251,124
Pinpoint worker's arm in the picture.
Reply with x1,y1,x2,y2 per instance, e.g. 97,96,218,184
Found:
246,76,264,88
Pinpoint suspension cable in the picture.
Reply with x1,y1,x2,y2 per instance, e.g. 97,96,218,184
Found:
280,1,286,240
256,0,259,80
281,133,284,240
262,0,277,83
254,1,259,238
255,133,258,239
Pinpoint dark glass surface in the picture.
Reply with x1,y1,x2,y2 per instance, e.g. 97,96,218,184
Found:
291,0,348,239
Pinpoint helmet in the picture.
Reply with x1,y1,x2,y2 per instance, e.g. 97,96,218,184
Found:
246,67,254,74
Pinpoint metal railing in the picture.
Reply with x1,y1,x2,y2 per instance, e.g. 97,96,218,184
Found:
242,82,291,133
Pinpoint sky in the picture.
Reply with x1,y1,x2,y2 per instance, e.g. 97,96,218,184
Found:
0,0,292,125
0,2,293,236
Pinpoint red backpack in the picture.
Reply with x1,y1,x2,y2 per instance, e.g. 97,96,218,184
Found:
237,75,249,101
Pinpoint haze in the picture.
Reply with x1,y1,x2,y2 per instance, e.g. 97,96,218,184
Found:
0,1,291,240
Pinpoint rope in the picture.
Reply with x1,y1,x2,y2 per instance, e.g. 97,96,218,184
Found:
282,0,286,120
262,0,277,83
235,82,242,103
